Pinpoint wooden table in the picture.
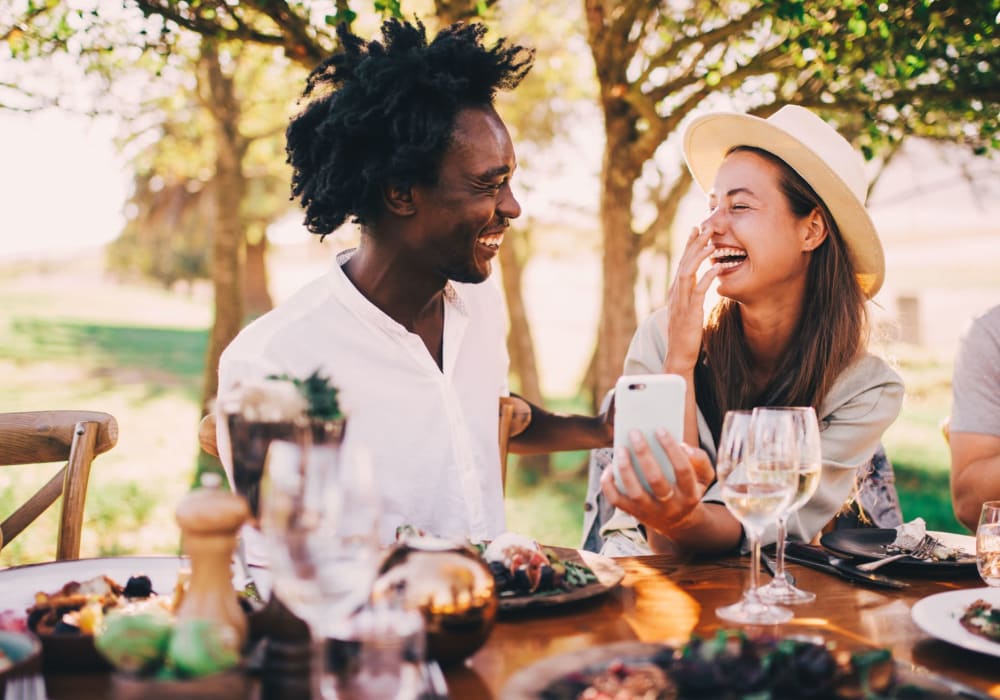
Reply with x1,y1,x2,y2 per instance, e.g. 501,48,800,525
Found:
44,553,1000,698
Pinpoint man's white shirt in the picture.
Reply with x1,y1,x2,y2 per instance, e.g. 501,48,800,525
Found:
217,249,509,561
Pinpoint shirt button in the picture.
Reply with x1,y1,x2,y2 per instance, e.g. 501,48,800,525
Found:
583,502,594,512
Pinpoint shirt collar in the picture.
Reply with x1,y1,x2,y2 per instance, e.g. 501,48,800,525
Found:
329,248,469,335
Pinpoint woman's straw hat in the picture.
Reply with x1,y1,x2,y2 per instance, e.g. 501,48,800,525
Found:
683,105,884,298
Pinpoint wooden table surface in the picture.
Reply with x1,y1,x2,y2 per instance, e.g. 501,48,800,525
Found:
43,553,1000,699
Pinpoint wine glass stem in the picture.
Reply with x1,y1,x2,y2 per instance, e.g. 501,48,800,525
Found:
774,515,788,582
748,532,761,598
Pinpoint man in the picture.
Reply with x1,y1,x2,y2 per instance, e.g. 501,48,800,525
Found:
218,19,610,545
950,304,1000,531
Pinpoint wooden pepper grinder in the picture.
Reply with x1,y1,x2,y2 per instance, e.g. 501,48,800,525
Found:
174,472,250,650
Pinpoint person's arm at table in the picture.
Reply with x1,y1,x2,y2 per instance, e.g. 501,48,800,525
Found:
951,432,1000,531
509,397,613,453
949,307,1000,531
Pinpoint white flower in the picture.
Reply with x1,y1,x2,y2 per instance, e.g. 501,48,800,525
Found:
229,378,309,422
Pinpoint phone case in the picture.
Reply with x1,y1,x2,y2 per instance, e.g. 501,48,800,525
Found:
612,373,686,495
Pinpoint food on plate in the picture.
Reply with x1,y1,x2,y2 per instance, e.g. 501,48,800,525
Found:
94,609,174,674
540,631,903,700
480,532,597,596
166,617,241,677
25,574,159,636
890,518,927,552
959,599,1000,643
0,610,27,633
886,518,968,562
570,657,674,699
96,606,242,679
395,527,599,597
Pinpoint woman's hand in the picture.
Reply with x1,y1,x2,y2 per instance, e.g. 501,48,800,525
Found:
600,427,716,536
663,226,718,374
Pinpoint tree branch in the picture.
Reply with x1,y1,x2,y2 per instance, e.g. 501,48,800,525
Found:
130,1,288,52
637,167,693,252
640,5,769,85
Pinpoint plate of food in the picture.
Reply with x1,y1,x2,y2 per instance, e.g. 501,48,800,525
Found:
391,529,626,613
0,556,262,673
820,519,976,573
501,630,991,699
475,533,625,612
911,587,1000,659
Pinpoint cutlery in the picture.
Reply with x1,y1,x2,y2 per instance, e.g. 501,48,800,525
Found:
234,537,264,605
856,533,937,572
3,674,48,700
760,549,796,586
783,543,908,589
418,659,449,699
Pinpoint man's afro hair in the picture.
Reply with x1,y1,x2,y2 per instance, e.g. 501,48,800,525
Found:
286,18,534,236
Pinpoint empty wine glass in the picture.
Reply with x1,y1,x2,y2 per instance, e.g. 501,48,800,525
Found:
260,439,383,699
715,410,797,625
977,501,1000,587
755,406,822,605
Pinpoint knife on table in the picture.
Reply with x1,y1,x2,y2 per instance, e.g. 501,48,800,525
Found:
783,542,908,589
760,548,795,586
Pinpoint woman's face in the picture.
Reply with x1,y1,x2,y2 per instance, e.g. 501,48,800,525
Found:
700,150,824,304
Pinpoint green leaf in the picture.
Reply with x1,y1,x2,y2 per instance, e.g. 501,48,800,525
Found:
374,0,403,18
325,9,357,26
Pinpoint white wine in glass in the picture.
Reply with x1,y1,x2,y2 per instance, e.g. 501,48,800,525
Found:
977,501,1000,587
715,410,797,625
755,406,822,605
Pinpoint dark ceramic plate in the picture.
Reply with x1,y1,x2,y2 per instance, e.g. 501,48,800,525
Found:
497,547,625,613
820,529,976,574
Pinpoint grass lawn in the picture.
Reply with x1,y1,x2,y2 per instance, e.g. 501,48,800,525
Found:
0,253,974,565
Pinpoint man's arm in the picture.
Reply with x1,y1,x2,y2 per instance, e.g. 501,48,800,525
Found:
951,431,1000,531
508,396,613,454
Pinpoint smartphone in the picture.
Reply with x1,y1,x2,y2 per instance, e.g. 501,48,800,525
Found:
612,373,686,495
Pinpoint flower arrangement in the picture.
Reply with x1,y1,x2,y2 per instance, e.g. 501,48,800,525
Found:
266,370,343,421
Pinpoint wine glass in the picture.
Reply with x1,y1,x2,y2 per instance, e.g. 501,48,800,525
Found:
977,501,1000,586
715,410,797,624
755,406,822,605
260,439,383,699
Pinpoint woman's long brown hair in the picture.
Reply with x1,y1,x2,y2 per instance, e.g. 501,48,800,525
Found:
695,146,869,441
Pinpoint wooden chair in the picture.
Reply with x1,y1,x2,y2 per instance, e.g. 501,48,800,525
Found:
199,395,532,489
0,411,118,560
498,395,531,489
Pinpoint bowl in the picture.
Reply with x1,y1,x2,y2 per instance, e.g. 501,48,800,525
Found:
111,668,250,700
372,536,497,666
38,633,112,673
0,630,43,695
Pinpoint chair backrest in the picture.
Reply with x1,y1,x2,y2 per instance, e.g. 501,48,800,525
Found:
498,395,531,490
201,395,532,491
0,411,118,561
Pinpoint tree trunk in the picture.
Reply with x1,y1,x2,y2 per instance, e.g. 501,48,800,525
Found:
243,231,273,320
499,229,542,405
200,39,248,413
499,226,551,477
592,116,642,407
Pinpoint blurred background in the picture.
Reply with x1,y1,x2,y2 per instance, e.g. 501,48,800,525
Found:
2,0,999,565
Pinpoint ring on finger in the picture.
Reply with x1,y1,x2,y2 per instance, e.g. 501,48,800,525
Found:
654,490,673,503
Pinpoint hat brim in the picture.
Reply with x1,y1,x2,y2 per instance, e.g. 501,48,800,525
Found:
683,112,884,298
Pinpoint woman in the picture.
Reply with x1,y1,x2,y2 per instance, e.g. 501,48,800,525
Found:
590,105,904,556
